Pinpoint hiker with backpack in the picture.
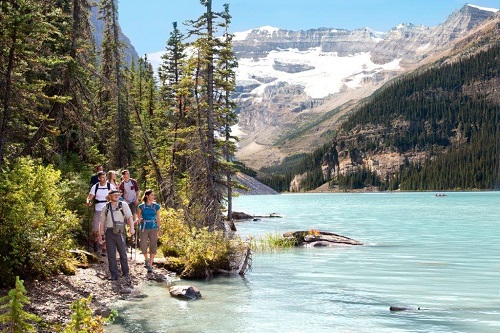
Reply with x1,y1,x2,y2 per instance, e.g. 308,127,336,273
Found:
100,189,135,282
137,189,161,273
89,164,103,191
87,171,116,255
119,170,140,221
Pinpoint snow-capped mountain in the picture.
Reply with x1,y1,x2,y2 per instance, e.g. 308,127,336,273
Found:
230,4,498,169
146,4,499,169
234,28,400,100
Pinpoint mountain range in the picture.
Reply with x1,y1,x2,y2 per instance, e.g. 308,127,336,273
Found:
140,4,499,192
227,4,499,173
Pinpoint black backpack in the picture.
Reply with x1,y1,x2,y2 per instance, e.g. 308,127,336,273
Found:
104,201,126,234
93,182,111,203
104,201,124,219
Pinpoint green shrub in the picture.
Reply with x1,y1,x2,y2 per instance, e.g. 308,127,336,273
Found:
58,171,95,247
159,208,246,279
0,157,80,286
62,296,110,333
0,276,41,333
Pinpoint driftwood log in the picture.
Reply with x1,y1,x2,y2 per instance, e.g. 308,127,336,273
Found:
283,230,363,247
231,211,283,220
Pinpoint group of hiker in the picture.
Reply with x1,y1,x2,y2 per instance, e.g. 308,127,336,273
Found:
86,165,161,282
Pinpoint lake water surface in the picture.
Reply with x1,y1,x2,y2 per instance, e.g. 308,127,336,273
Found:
106,192,500,332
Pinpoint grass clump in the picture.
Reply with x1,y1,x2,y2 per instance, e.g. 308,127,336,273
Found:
247,233,298,252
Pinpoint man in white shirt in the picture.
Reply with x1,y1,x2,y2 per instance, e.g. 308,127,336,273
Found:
86,171,116,254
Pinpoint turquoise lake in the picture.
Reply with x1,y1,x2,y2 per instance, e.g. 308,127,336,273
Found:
106,192,500,332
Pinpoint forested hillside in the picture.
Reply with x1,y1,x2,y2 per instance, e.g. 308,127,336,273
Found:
0,0,243,287
256,41,500,192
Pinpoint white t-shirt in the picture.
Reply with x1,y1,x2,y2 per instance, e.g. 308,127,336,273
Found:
89,182,117,211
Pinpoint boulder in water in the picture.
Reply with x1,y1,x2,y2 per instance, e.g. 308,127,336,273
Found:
169,285,202,300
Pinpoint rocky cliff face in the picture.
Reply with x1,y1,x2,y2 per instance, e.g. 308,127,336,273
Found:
233,5,498,171
371,4,498,64
233,27,379,59
90,4,138,63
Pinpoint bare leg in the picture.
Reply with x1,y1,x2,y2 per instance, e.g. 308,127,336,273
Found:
100,223,106,252
93,231,100,252
149,253,155,269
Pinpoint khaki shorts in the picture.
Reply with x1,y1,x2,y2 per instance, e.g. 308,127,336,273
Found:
128,202,137,215
92,210,102,232
140,228,158,255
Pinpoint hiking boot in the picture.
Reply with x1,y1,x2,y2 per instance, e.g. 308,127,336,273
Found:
147,266,153,273
108,276,118,281
121,274,132,286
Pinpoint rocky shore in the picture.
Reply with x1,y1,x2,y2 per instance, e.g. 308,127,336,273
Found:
0,249,167,331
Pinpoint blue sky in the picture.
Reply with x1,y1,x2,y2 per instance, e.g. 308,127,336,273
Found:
118,0,500,55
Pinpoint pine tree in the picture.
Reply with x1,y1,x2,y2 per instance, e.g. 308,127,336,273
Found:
0,276,40,333
0,0,59,167
183,0,233,230
98,0,132,168
158,22,192,208
216,4,238,224
18,0,97,162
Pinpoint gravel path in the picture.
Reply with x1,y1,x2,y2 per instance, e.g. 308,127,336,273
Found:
1,248,168,331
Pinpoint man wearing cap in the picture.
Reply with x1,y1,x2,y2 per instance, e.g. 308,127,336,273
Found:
100,189,135,282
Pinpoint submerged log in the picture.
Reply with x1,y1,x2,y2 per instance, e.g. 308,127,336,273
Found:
283,230,362,247
231,211,283,220
389,306,421,312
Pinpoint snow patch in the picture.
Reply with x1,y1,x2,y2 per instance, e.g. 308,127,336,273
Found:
233,26,281,41
466,4,498,13
417,43,431,51
236,47,400,99
146,51,166,69
256,26,281,34
233,29,252,41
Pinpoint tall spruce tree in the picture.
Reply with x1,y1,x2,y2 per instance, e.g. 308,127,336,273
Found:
19,0,97,162
158,22,191,208
184,0,232,230
216,4,238,225
98,0,132,168
0,0,60,167
126,55,169,201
